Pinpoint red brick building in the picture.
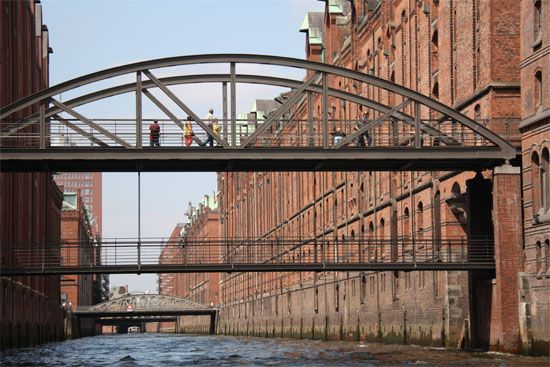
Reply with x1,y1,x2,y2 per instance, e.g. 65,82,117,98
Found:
0,0,65,350
55,172,103,237
157,193,220,333
518,0,550,355
60,192,95,309
59,191,96,336
217,0,548,355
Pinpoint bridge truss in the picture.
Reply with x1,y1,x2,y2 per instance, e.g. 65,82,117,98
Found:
0,54,517,172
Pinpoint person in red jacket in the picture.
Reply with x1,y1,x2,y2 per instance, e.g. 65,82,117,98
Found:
149,120,160,147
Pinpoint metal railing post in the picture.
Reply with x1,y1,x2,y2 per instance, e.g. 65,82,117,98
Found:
222,82,228,144
322,73,329,148
308,92,314,147
230,62,237,147
136,71,142,148
414,102,421,148
39,101,46,149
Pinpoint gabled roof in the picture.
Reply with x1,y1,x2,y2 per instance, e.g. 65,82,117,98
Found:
300,12,325,46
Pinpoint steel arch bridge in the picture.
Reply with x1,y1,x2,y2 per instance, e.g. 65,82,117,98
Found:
72,293,218,334
0,54,517,172
74,293,213,314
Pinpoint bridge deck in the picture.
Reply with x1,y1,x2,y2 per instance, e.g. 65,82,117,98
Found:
0,147,510,172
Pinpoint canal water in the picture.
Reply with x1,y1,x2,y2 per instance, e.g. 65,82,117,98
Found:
1,334,547,366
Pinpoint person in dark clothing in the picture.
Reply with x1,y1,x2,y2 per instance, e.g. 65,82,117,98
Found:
149,120,160,147
354,112,372,147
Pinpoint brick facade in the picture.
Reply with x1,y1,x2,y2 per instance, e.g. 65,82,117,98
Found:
518,0,550,355
59,192,96,336
215,0,548,356
157,193,220,333
0,0,65,350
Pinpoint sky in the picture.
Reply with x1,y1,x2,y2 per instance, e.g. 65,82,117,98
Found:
43,0,325,292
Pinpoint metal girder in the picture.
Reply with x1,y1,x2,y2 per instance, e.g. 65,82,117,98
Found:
52,114,109,147
0,262,495,276
240,74,319,148
0,147,511,173
50,99,133,148
136,71,143,148
81,293,209,312
142,69,229,148
333,98,412,148
142,89,183,130
0,54,515,158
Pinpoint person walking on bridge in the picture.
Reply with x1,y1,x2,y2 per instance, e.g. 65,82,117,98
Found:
149,120,161,147
183,116,194,147
201,108,215,147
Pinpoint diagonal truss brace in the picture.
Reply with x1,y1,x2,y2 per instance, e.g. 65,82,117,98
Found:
333,98,412,148
142,70,229,149
50,99,133,148
240,73,319,149
52,114,108,147
142,89,183,130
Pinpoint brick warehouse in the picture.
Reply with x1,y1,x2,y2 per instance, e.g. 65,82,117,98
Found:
157,193,220,333
59,191,97,337
0,0,65,350
214,0,549,355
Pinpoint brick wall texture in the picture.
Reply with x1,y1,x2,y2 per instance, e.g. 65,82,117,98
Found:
0,0,65,350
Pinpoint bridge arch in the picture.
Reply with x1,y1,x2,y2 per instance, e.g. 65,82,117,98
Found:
0,54,517,171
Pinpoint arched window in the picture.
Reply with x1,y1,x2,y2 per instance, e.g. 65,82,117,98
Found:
536,241,542,276
474,104,481,121
545,239,550,275
542,148,549,210
417,202,424,240
432,81,439,99
534,0,542,48
531,151,542,214
379,218,385,239
403,207,410,240
535,70,543,109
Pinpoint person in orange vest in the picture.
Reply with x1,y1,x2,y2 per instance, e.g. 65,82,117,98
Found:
149,120,160,147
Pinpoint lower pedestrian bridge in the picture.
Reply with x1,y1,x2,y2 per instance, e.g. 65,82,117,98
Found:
72,293,218,334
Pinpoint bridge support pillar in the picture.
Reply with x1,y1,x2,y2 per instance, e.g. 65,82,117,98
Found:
490,164,523,353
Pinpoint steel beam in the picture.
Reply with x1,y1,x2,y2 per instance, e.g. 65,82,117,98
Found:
0,147,512,173
240,74,318,148
0,261,495,276
322,73,329,148
136,71,142,148
52,114,108,147
39,101,46,149
333,98,412,148
230,62,236,148
222,82,228,143
308,91,314,147
142,69,229,148
414,102,421,148
50,99,133,148
142,89,183,130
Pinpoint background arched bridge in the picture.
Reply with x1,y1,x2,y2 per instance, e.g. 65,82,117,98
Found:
0,54,517,172
73,293,218,334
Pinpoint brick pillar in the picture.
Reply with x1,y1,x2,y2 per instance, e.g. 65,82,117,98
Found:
491,164,523,352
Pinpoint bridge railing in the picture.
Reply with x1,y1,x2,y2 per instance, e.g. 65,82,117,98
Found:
0,236,494,273
0,118,519,150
